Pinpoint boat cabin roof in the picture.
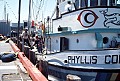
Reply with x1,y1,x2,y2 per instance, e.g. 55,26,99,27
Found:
57,0,120,7
55,0,120,18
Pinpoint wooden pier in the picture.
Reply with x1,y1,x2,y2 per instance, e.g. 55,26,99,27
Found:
0,39,48,81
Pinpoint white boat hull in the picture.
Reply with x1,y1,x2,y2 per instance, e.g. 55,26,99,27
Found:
40,49,120,81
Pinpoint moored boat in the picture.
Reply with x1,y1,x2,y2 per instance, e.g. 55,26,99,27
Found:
40,0,120,81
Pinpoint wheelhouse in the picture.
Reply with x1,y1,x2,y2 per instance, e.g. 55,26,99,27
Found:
56,0,120,15
76,0,119,8
58,0,120,7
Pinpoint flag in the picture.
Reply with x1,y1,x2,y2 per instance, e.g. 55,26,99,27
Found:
31,20,34,28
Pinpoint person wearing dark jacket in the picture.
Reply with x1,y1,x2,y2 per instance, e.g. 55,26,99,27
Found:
32,36,43,53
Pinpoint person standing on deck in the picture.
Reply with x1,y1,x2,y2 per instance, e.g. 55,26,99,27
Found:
65,1,72,12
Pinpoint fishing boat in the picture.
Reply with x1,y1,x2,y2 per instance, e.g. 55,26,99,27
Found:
40,0,120,81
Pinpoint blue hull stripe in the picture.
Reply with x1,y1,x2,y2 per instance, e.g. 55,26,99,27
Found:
95,73,112,81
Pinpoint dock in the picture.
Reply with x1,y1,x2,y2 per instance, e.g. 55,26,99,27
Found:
0,39,48,81
0,41,31,81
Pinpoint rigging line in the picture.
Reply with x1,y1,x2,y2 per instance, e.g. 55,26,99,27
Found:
50,0,57,19
32,0,38,18
35,0,42,21
32,0,40,9
32,0,44,21
32,0,36,20
33,0,42,10
36,0,42,7
50,5,57,19
5,1,17,19
40,0,44,10
38,0,44,15
32,0,42,21
43,0,48,18
40,0,44,21
43,0,56,19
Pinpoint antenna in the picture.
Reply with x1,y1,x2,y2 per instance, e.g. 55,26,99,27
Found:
4,1,6,20
6,13,8,23
28,0,32,34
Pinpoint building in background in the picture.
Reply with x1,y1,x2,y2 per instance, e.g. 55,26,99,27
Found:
11,23,24,37
0,20,11,37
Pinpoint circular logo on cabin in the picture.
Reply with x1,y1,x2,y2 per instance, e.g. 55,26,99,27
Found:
77,10,99,28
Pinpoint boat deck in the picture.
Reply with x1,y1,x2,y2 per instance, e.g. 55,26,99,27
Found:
0,41,32,81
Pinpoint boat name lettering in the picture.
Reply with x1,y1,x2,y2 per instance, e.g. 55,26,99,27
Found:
67,55,120,64
68,56,97,64
105,55,120,64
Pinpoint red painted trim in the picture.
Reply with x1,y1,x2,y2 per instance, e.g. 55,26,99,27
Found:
9,41,48,81
9,42,20,52
18,52,48,81
77,10,98,28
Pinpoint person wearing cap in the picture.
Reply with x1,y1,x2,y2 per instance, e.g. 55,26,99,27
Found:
65,1,72,12
22,28,31,47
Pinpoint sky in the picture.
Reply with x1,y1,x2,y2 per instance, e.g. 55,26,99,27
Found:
0,0,120,23
0,0,56,23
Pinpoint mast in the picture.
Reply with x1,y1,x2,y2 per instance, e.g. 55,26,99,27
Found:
4,1,6,20
28,0,32,34
17,0,21,44
6,13,8,23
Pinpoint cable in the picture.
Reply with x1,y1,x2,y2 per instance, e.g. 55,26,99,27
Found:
5,1,17,19
43,0,57,19
35,0,43,21
32,0,36,20
32,0,56,22
32,0,43,21
43,0,48,15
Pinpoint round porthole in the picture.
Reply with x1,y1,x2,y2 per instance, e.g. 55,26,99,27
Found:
103,37,109,44
76,39,79,43
56,40,58,43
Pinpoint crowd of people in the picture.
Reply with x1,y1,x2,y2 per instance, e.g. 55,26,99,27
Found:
20,28,44,53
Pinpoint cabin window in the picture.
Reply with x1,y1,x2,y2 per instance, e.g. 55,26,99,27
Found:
118,34,120,38
58,0,65,2
90,0,98,7
103,37,109,44
81,0,88,8
109,0,116,6
75,0,79,9
117,0,120,6
56,40,58,43
76,39,79,43
100,0,107,6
